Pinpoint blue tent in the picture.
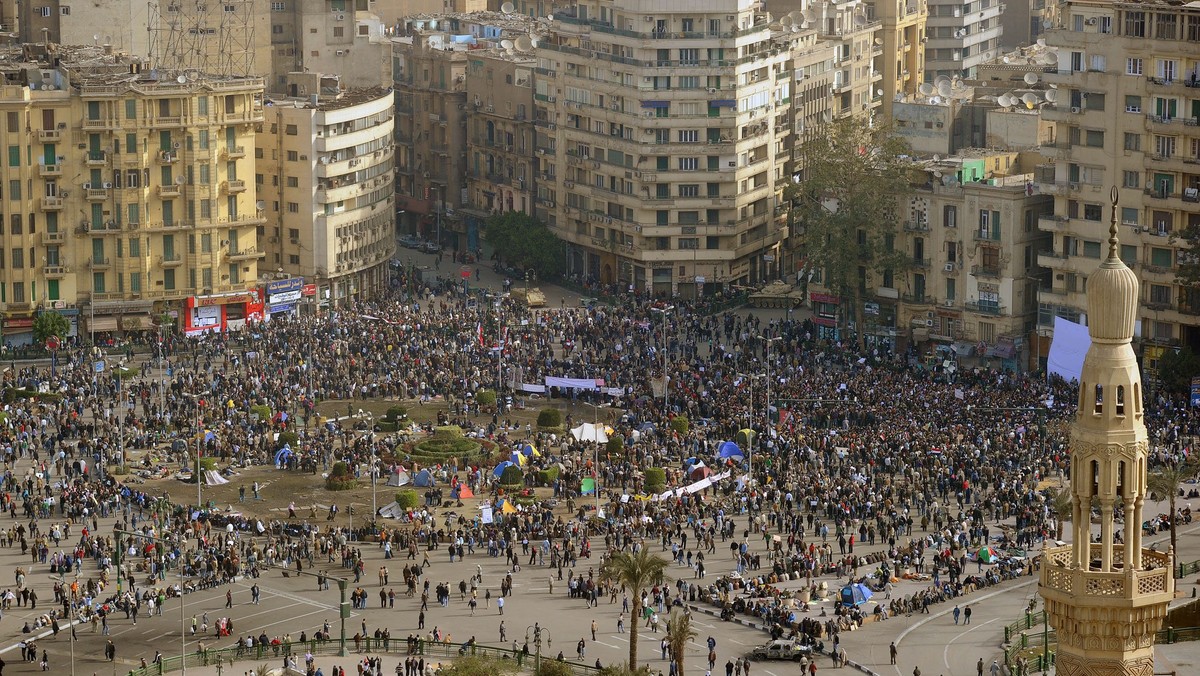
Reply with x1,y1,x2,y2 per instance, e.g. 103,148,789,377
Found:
518,443,537,457
718,441,744,460
274,445,293,466
413,469,435,487
838,582,874,607
492,461,516,479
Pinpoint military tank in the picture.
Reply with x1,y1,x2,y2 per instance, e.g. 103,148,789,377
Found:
748,281,805,309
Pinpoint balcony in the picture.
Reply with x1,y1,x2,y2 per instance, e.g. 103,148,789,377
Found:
40,230,66,244
160,253,183,267
222,179,247,194
85,150,108,166
902,293,935,304
1041,544,1172,605
911,257,931,269
964,301,1006,315
220,145,247,160
38,162,62,177
1038,214,1074,232
85,187,110,200
971,264,1003,278
226,247,265,261
42,265,69,278
38,128,63,142
39,196,64,210
88,257,111,270
903,220,930,232
158,184,182,198
157,150,179,164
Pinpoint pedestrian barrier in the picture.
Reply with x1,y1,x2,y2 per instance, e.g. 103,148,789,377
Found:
1176,559,1200,579
1002,611,1046,642
122,638,602,676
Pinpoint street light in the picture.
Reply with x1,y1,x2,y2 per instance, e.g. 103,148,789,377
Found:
650,306,674,416
525,624,550,675
754,335,782,483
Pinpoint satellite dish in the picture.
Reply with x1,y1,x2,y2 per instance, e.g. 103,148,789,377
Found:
255,200,266,210
800,21,809,29
177,74,187,84
1036,38,1047,47
1044,52,1058,64
788,10,803,21
854,13,867,26
501,1,514,13
874,37,883,45
515,36,532,50
932,154,941,162
918,83,934,96
791,26,800,33
1042,19,1052,29
876,89,883,97
803,8,816,21
1002,56,1011,64
1021,92,1038,105
93,34,100,41
934,75,951,87
1024,72,1038,85
500,39,514,49
530,37,540,47
933,171,943,178
781,16,793,27
546,14,554,21
997,94,1011,107
937,83,952,97
1045,89,1058,103
186,70,199,81
176,176,186,185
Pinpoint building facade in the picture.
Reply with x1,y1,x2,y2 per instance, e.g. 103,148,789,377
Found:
0,49,266,343
535,1,795,295
258,83,396,308
924,0,1004,81
1038,0,1200,354
463,49,537,222
870,0,926,118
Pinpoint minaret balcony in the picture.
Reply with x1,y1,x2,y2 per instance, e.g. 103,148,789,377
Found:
1041,543,1173,602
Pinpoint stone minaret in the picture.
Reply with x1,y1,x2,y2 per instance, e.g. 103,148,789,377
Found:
1040,187,1174,676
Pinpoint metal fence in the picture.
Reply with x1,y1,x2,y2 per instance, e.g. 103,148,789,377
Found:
1177,559,1200,579
122,639,602,676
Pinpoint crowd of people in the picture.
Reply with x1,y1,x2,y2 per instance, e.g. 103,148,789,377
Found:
0,269,1197,676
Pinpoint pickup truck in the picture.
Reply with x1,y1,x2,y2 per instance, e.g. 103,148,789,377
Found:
749,639,811,662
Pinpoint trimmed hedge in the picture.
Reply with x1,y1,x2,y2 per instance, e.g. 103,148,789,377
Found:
277,431,299,450
433,425,464,439
536,407,563,430
474,389,497,407
499,465,523,487
386,406,408,422
395,490,420,509
535,465,561,486
669,415,689,436
606,436,625,455
250,404,272,421
644,467,666,493
326,461,358,491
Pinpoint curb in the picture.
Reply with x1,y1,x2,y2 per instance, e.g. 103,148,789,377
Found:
685,604,879,676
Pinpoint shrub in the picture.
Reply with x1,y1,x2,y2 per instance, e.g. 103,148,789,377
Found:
250,404,272,421
669,415,690,436
386,406,408,422
433,425,464,439
395,490,420,509
326,462,358,491
536,407,563,430
377,420,398,433
499,465,523,487
606,435,625,455
474,389,497,407
330,461,351,477
644,467,666,493
35,392,63,403
535,465,561,487
277,431,299,450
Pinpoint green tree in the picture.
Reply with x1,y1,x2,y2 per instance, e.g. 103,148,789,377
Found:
789,118,915,348
664,610,698,676
1147,456,1200,555
1046,487,1073,541
32,311,70,344
484,212,565,279
600,549,669,670
1155,347,1200,394
395,489,420,509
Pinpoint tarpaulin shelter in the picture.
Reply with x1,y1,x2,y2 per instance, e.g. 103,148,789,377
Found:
688,463,713,481
581,477,597,495
977,546,1001,563
570,423,609,443
204,470,229,486
492,461,516,478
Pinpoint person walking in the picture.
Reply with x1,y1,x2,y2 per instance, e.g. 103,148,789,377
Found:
952,605,961,625
964,605,972,625
496,596,504,615
591,620,597,641
889,642,897,665
976,658,984,676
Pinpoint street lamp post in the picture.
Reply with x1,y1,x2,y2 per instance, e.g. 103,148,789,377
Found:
754,336,781,482
651,306,674,417
526,625,549,675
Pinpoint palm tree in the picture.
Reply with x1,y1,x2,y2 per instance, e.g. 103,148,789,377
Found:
601,548,669,671
1046,487,1073,541
1147,456,1200,556
665,610,698,676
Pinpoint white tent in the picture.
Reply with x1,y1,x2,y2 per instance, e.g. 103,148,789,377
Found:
386,467,411,487
570,422,608,443
204,470,230,486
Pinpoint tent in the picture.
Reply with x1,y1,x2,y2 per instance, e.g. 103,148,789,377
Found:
386,467,411,487
580,477,597,495
510,451,528,466
492,461,516,479
735,428,756,447
413,469,435,488
977,546,1001,563
570,423,609,443
718,441,744,460
517,443,540,458
274,446,293,467
204,470,230,486
377,501,407,519
455,485,474,499
838,583,874,607
688,462,712,481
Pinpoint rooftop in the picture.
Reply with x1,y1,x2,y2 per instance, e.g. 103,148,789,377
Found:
265,86,394,112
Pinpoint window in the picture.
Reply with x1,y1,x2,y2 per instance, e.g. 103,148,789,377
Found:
1121,208,1139,225
678,157,698,171
1125,96,1142,113
1151,247,1173,267
1085,130,1104,147
679,184,699,197
678,237,699,249
943,205,957,228
1123,171,1140,188
60,5,69,14
678,130,699,143
286,176,299,188
1125,11,1146,37
286,150,298,161
1090,55,1106,72
1155,135,1176,158
284,124,298,135
39,6,51,17
92,272,105,293
333,27,344,37
1082,240,1102,259
1124,133,1141,151
1126,58,1143,75
270,1,285,9
7,146,17,167
287,202,299,213
163,269,175,291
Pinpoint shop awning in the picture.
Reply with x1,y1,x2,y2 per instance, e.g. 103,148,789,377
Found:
88,317,118,332
121,314,154,330
641,100,670,108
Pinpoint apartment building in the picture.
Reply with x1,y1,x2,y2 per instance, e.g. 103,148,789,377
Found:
899,152,1051,362
258,80,395,309
1038,0,1200,353
534,1,795,295
462,48,537,223
924,0,1004,80
266,0,392,93
0,46,266,344
869,0,926,118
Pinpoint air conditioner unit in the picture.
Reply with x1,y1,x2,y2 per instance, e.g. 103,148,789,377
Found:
1070,106,1081,113
289,238,300,245
944,263,954,272
925,319,934,327
102,182,112,189
1085,17,1097,25
944,300,954,307
336,50,345,56
83,182,91,189
173,142,181,149
335,13,344,20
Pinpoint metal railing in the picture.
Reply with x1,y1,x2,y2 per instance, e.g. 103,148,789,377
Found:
123,639,600,676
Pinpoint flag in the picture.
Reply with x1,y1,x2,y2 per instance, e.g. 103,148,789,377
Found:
477,322,484,347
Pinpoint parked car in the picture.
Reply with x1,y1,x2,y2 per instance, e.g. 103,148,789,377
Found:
398,236,422,249
749,639,811,662
419,241,442,254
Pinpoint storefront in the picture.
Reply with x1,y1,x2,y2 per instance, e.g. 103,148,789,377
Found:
264,277,303,320
85,300,155,341
2,316,34,347
183,290,263,335
810,293,841,340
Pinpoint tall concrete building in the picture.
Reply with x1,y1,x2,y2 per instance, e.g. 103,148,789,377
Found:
535,1,796,295
1039,191,1173,676
265,0,392,93
924,0,1003,80
869,0,926,118
258,79,396,309
463,48,537,221
1038,0,1200,354
0,45,266,343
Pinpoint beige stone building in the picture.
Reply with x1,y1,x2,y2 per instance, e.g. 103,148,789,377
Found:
0,46,266,343
266,0,392,93
870,0,926,118
924,0,1004,81
462,48,537,222
1039,0,1200,355
257,79,395,309
534,1,797,295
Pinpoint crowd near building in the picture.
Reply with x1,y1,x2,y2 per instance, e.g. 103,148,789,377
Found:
0,0,1194,368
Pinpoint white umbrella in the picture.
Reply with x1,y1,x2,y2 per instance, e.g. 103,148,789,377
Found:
570,422,609,443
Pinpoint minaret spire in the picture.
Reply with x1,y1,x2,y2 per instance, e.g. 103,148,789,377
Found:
1108,185,1120,260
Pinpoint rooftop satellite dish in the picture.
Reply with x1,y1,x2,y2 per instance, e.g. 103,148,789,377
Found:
93,34,100,41
500,39,514,49
854,13,867,26
1042,19,1052,28
932,154,941,162
803,8,816,21
546,14,554,21
1021,92,1038,105
934,75,951,87
176,74,187,84
876,89,883,96
1036,38,1047,47
501,1,514,13
933,170,942,178
1044,51,1058,64
1023,72,1038,85
515,36,532,50
175,176,186,185
918,83,934,96
788,10,803,21
781,16,793,26
800,21,809,28
937,83,951,97
997,94,1011,107
874,37,883,45
186,70,199,81
1045,89,1058,103
1002,56,1011,64
255,200,265,210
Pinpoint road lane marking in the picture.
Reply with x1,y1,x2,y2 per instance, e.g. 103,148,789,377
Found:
942,618,1000,671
